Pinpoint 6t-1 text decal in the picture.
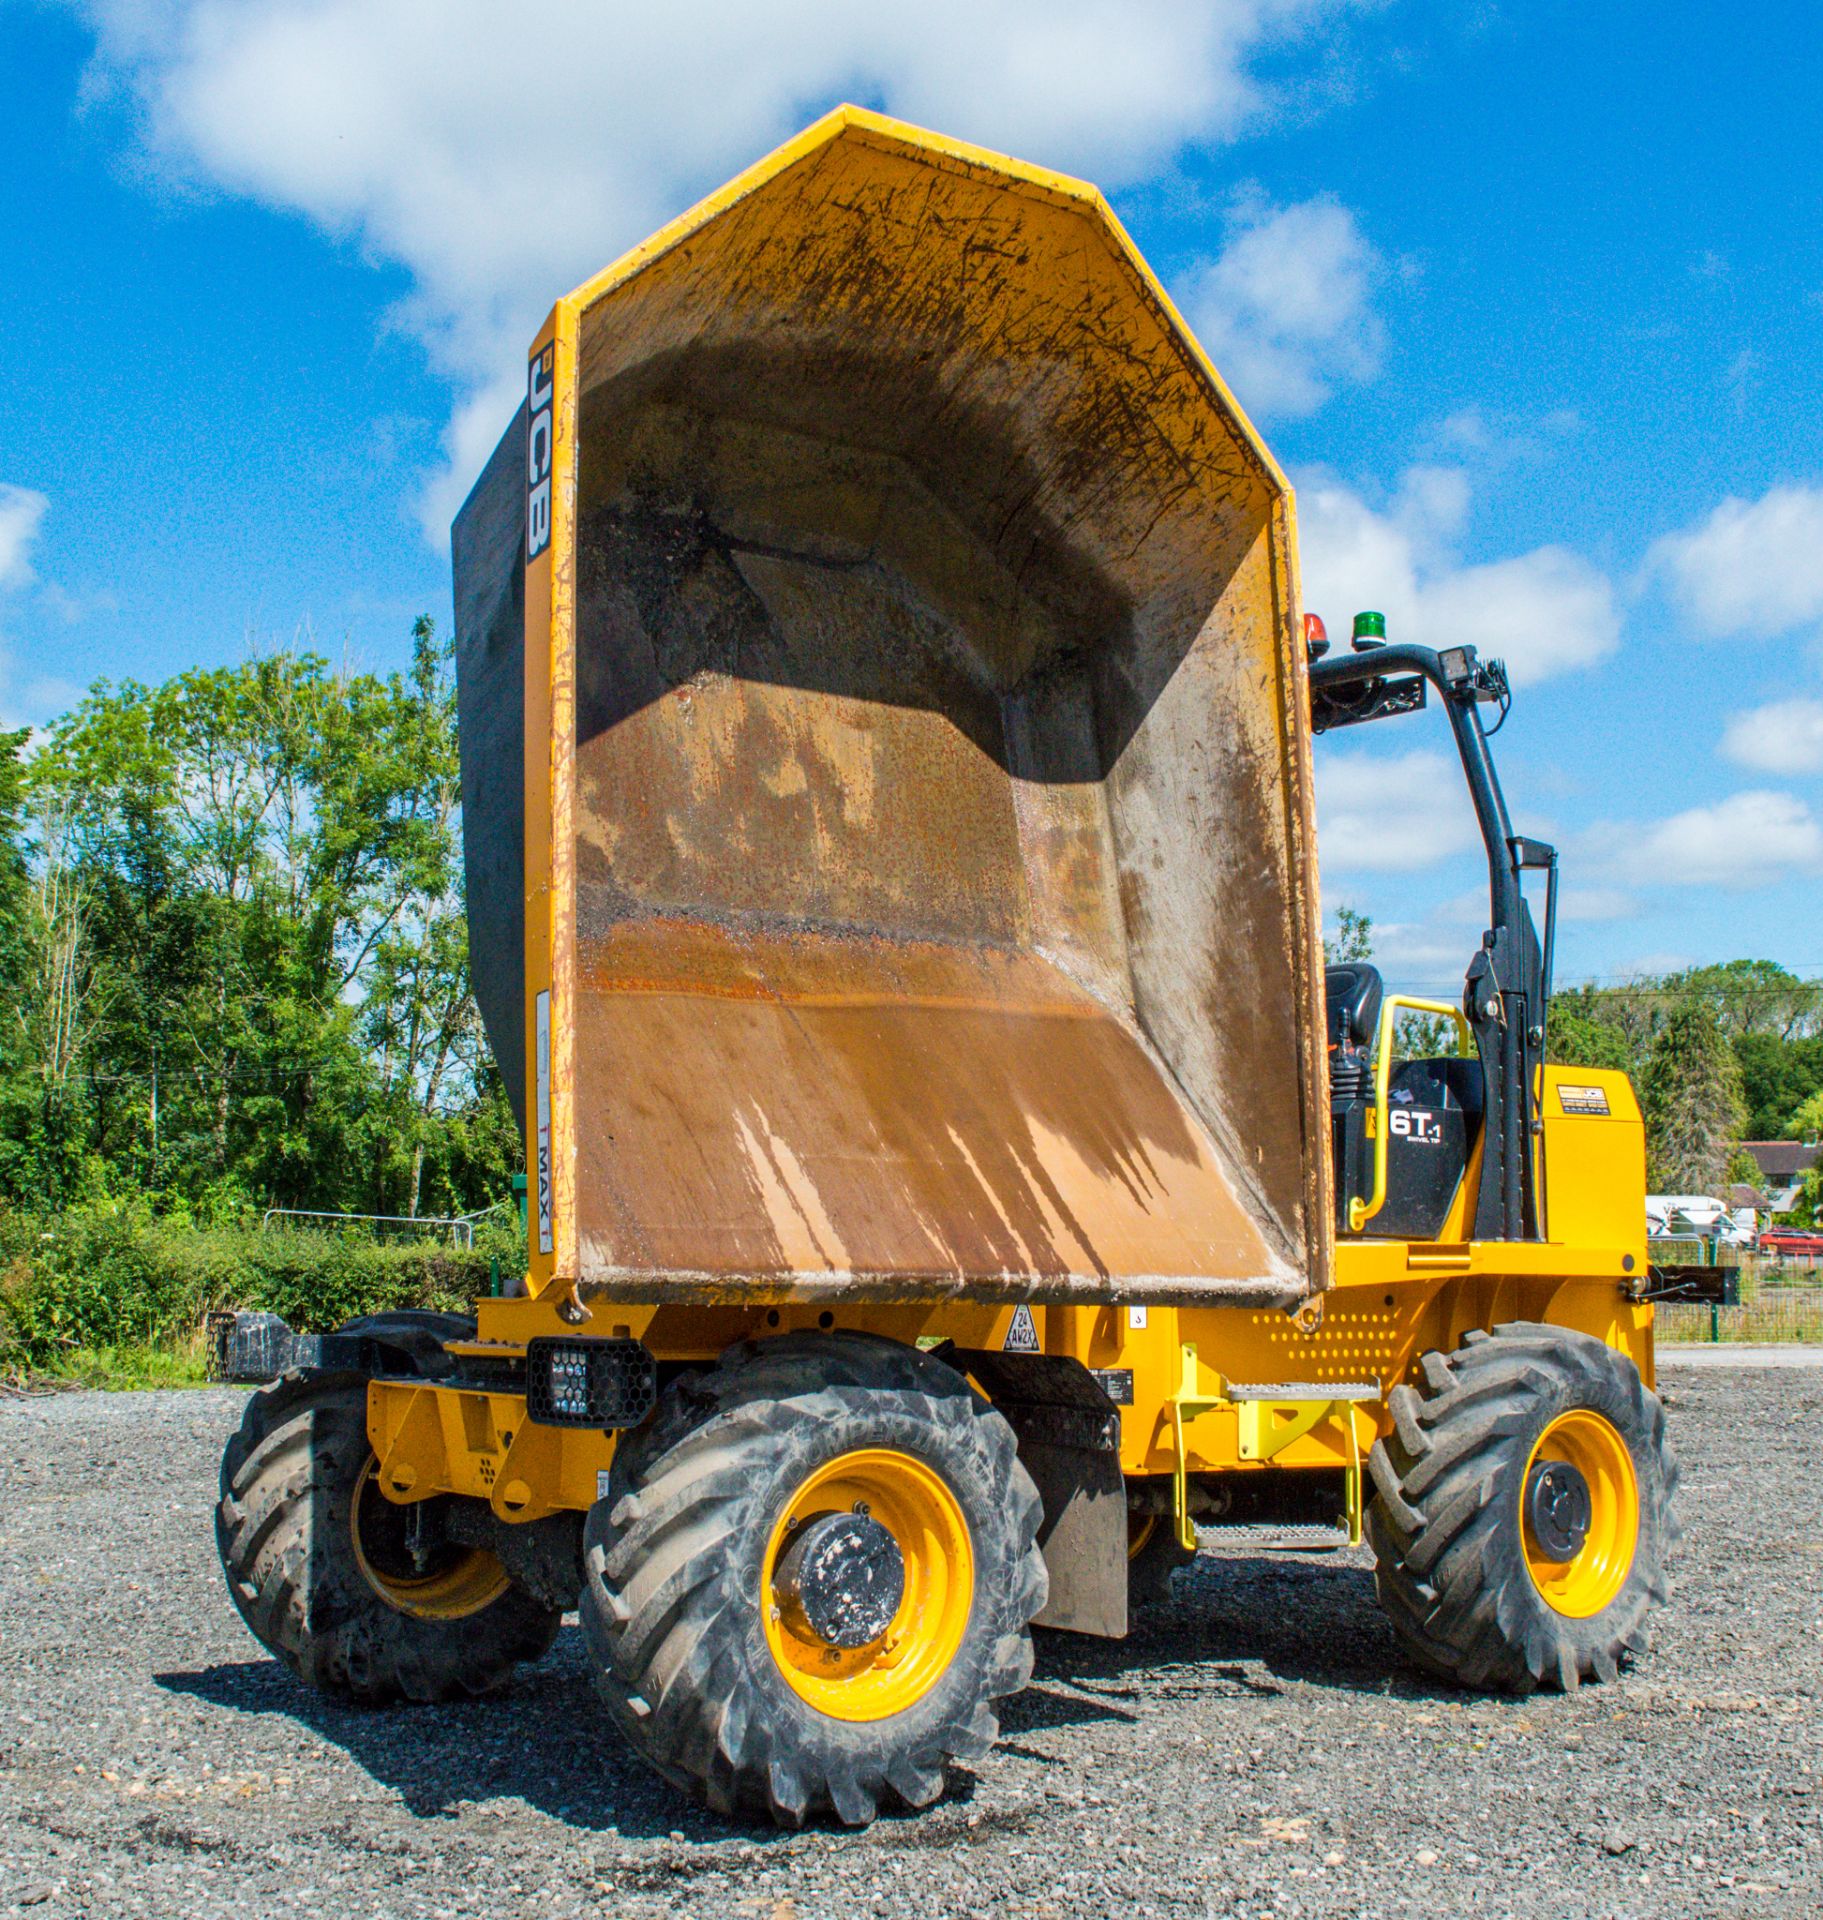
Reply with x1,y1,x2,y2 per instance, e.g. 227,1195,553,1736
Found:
527,343,555,561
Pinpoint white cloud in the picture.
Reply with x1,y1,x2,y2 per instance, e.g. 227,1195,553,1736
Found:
1321,886,1486,990
1556,886,1640,923
1426,404,1581,468
1613,950,1697,979
1177,189,1383,418
1359,916,1481,989
0,484,85,730
66,0,1369,535
1314,746,1479,873
1588,789,1823,891
0,485,49,591
1721,696,1823,776
1298,465,1620,686
1647,482,1823,640
1416,549,1620,685
1328,883,1634,994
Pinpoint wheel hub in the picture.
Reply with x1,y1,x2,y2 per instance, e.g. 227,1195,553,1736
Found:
774,1510,906,1649
1524,1457,1593,1562
350,1460,511,1619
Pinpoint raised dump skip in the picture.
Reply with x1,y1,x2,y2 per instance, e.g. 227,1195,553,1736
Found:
454,108,1331,1308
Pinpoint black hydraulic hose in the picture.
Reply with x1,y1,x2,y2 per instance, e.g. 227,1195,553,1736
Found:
1503,1001,1523,1239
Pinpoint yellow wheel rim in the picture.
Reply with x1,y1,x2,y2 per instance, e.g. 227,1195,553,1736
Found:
351,1460,512,1620
1521,1410,1639,1618
762,1448,973,1723
1128,1512,1159,1560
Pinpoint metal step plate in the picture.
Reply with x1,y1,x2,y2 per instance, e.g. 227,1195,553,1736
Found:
1223,1382,1381,1401
1194,1521,1351,1550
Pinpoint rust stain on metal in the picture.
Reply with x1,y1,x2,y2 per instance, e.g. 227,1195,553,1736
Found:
573,917,1281,1294
547,301,582,1282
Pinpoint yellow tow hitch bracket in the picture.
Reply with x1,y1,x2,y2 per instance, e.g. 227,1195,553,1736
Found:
1168,1343,1229,1551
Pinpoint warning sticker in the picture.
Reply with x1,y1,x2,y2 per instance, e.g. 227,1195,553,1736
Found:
1090,1368,1135,1406
1557,1084,1612,1116
1002,1304,1040,1352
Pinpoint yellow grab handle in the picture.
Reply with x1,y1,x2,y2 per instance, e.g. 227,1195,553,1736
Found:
1348,995,1473,1232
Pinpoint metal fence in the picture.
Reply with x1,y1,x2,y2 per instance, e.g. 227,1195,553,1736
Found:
1652,1243,1823,1343
258,1202,511,1250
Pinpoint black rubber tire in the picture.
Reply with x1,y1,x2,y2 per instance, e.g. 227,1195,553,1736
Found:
216,1370,560,1703
337,1310,476,1379
1366,1322,1678,1693
1127,1510,1195,1609
581,1331,1048,1827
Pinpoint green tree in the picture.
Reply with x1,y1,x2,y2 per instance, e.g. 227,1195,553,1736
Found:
1546,983,1639,1076
0,728,46,1191
1791,1164,1822,1228
1665,958,1821,1040
1732,1030,1823,1138
0,729,26,962
16,625,519,1218
1722,1146,1762,1190
1324,904,1373,965
1548,980,1666,1077
1640,998,1747,1193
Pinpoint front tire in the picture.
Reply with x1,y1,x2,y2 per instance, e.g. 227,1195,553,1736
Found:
581,1332,1047,1827
1366,1323,1677,1692
216,1370,560,1702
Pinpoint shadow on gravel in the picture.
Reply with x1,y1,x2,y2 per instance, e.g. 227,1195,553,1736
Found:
154,1554,1451,1840
155,1630,748,1842
1024,1550,1456,1708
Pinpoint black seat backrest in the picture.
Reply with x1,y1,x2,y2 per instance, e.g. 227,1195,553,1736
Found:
1325,963,1384,1052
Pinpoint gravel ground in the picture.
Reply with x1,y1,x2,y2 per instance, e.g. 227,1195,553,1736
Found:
2,1369,1818,1920
1659,1347,1823,1369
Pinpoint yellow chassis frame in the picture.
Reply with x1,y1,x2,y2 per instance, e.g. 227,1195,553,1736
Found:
367,1253,1654,1532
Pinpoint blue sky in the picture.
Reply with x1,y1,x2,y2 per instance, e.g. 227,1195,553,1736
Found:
3,0,1821,993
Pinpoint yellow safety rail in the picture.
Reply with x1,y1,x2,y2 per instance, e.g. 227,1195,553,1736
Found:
1348,995,1474,1232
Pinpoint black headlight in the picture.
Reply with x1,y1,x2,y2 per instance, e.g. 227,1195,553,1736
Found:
525,1336,657,1429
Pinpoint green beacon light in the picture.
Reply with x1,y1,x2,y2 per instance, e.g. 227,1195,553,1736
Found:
1351,609,1387,652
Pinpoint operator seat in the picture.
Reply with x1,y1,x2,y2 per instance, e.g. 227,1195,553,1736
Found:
1325,962,1382,1109
1324,963,1383,1054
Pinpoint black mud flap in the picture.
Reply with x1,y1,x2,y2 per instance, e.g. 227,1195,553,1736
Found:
944,1348,1128,1640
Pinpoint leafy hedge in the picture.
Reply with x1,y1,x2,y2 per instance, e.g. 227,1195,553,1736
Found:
0,1201,523,1374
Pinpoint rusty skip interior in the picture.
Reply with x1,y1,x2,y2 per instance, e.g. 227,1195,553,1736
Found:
550,124,1327,1305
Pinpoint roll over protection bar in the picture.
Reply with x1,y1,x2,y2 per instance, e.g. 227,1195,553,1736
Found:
1308,641,1556,1243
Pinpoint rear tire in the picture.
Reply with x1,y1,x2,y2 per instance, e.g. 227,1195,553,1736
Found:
1366,1323,1677,1692
1127,1508,1195,1608
581,1331,1047,1827
216,1370,560,1702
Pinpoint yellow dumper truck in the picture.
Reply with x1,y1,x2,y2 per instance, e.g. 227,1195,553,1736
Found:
212,107,1675,1827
